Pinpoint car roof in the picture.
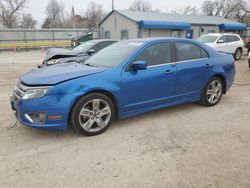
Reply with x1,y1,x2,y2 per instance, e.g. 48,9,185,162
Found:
202,33,240,37
124,37,198,44
89,39,119,43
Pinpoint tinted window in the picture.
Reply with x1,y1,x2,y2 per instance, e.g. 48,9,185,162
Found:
234,36,240,41
91,41,115,52
218,36,227,43
175,42,208,61
72,42,95,54
133,43,172,66
201,48,209,58
227,35,236,42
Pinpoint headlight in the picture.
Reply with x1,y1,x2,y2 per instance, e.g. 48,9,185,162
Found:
22,87,51,99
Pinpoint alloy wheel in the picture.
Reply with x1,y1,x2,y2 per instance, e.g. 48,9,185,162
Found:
236,50,242,60
206,80,222,104
79,99,111,133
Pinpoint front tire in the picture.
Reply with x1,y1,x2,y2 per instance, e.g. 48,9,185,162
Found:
70,93,115,136
234,48,242,61
200,77,223,106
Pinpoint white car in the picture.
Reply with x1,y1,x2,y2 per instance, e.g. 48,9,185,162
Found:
248,52,250,68
197,33,244,60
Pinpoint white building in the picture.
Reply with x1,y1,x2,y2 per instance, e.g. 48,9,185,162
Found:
99,10,247,40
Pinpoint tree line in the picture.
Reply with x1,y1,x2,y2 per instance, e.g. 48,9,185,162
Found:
0,0,249,29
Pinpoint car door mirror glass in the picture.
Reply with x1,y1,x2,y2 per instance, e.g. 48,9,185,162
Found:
88,49,96,55
132,61,147,70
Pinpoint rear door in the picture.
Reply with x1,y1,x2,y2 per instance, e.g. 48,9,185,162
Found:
174,42,212,102
226,35,238,54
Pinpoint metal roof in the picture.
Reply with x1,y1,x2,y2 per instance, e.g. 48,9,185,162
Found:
139,20,191,29
115,10,243,26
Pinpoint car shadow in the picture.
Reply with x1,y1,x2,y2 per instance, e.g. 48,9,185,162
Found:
9,102,204,139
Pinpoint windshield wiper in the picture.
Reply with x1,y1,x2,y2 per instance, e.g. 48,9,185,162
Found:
84,62,94,67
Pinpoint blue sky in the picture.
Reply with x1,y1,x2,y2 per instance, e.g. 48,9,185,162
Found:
26,0,206,27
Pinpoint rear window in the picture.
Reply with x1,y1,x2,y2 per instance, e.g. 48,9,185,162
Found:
226,35,241,42
175,42,208,61
196,35,218,43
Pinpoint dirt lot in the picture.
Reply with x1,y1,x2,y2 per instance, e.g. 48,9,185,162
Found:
0,50,250,188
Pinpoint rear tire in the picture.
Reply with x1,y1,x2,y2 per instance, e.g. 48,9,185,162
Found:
70,93,115,136
234,48,242,61
200,77,223,106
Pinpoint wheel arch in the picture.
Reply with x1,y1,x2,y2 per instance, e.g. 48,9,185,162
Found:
212,74,227,94
68,89,119,123
236,46,243,51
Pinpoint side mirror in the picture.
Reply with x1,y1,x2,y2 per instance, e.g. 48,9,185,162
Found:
88,49,96,55
132,61,147,70
217,39,224,43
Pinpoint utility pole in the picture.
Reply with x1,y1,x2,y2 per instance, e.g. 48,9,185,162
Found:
112,0,114,10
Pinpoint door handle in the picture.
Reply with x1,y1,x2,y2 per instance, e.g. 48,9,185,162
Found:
164,70,174,74
205,63,212,68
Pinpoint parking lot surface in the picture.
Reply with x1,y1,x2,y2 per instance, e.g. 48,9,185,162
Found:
0,50,250,188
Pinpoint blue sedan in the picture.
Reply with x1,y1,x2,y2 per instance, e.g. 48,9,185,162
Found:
10,38,235,136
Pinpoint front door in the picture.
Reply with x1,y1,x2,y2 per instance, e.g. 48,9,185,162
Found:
216,35,228,53
122,42,176,111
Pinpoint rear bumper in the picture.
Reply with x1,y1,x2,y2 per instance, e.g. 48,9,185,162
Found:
10,95,71,131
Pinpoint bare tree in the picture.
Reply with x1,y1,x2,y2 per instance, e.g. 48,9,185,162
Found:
182,6,198,15
45,0,65,28
171,5,198,15
64,6,86,28
85,2,104,28
201,0,225,16
19,13,36,28
129,0,152,12
239,0,250,13
201,0,250,25
0,0,26,28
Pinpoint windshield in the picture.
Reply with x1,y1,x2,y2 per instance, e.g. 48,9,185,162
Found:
85,41,143,68
196,35,219,43
72,42,95,54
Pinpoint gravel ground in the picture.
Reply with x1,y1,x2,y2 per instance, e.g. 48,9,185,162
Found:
0,50,250,188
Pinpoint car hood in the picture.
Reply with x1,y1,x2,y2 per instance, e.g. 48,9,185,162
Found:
45,48,79,61
21,62,107,85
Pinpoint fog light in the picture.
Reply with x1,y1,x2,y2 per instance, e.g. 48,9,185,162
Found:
25,112,46,124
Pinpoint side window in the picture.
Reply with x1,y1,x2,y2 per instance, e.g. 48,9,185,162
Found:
104,31,111,39
234,36,240,41
121,29,129,40
175,42,208,61
227,35,236,43
133,43,172,66
218,36,227,43
171,30,181,38
201,48,209,58
91,42,111,53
